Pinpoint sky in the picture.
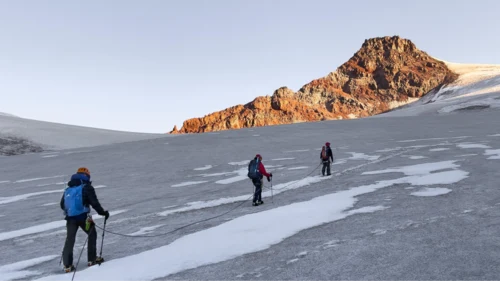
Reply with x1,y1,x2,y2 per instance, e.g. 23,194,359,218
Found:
1,0,500,134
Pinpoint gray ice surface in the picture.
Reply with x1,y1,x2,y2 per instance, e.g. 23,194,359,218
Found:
1,106,500,280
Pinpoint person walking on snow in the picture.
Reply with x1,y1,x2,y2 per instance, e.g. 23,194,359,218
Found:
247,154,272,206
321,142,334,176
60,167,110,273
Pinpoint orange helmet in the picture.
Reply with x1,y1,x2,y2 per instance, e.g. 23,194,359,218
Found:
77,167,90,177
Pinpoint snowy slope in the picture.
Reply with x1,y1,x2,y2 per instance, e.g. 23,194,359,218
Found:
1,106,500,280
378,61,500,117
0,112,18,118
0,114,167,152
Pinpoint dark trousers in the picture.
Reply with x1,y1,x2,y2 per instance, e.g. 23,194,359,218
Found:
252,178,263,203
322,160,331,176
62,219,97,267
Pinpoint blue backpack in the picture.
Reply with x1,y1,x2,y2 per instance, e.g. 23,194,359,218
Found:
247,159,260,180
63,184,89,217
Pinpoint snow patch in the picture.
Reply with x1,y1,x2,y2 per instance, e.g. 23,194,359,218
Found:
429,148,450,152
376,147,402,153
0,255,58,281
42,154,58,158
362,160,460,177
397,136,469,143
193,165,213,171
347,152,380,161
288,166,309,170
284,149,310,153
455,154,478,157
171,181,208,188
0,210,127,241
41,202,58,207
128,225,165,236
488,134,500,137
270,158,295,161
485,149,500,160
411,187,452,197
228,160,248,166
457,143,491,149
14,175,65,183
0,180,9,184
402,155,427,160
158,176,329,216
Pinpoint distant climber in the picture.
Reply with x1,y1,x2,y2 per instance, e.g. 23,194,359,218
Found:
320,142,334,176
248,154,272,206
60,167,110,273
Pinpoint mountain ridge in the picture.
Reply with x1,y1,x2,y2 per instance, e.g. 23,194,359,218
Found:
170,35,458,134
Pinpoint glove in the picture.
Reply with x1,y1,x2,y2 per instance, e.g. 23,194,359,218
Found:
269,173,273,178
266,176,271,182
103,210,110,220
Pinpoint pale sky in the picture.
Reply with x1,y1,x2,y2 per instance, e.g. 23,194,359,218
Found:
1,0,499,133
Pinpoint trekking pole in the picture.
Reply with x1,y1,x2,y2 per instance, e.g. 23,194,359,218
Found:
98,218,107,266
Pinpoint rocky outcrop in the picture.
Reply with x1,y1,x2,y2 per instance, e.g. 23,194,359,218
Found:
170,36,458,134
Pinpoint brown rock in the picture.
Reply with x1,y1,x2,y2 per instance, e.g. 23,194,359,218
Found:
173,36,458,134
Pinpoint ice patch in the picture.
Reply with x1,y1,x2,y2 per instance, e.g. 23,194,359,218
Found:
455,154,478,157
14,175,65,183
288,166,309,170
0,180,9,184
0,210,127,241
488,134,500,137
347,152,380,161
457,143,491,149
484,149,500,160
284,149,310,153
158,176,329,216
193,165,213,171
286,258,299,264
411,187,452,197
0,255,58,281
128,225,165,236
171,181,208,188
252,135,260,137
270,158,295,161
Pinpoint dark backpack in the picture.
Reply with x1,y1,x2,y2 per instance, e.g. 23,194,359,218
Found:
247,159,260,180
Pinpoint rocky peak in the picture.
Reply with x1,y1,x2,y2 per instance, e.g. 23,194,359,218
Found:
170,36,458,134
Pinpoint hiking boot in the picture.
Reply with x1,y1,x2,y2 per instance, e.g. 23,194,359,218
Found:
252,202,258,206
64,265,75,273
88,256,104,267
257,200,264,205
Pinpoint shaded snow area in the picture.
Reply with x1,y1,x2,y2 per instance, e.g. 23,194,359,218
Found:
0,114,166,154
2,109,500,280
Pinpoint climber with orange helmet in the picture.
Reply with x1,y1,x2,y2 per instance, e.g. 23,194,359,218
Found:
60,167,110,273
